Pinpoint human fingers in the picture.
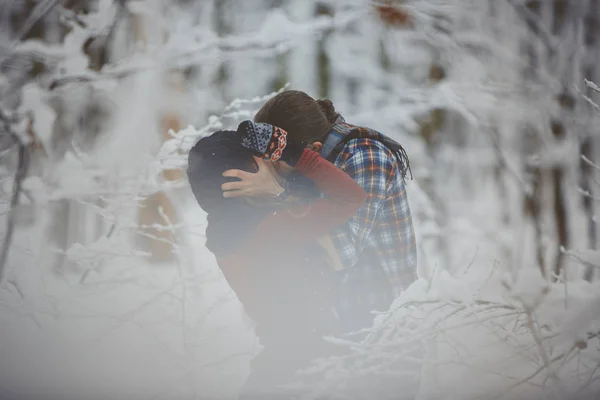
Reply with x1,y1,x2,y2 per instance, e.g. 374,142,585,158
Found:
254,156,279,176
253,156,269,169
222,169,252,179
223,189,249,198
221,180,247,191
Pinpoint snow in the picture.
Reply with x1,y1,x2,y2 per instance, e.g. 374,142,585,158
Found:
2,0,600,399
0,202,257,399
290,266,600,400
18,83,56,147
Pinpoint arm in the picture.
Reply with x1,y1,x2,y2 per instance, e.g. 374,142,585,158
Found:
238,149,367,255
330,139,397,268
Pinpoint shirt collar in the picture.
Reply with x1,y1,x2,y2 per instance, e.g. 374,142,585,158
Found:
319,114,346,159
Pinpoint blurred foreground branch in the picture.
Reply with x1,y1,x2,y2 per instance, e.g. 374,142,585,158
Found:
0,114,28,288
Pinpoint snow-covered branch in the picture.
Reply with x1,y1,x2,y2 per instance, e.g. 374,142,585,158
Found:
294,268,600,400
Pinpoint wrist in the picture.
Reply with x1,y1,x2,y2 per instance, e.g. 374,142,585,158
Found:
274,188,290,201
270,184,285,198
272,181,290,201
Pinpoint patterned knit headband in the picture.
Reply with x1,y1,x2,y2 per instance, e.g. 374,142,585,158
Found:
238,121,289,162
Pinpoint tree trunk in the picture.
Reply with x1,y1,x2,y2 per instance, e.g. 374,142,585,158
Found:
582,0,600,281
131,9,182,264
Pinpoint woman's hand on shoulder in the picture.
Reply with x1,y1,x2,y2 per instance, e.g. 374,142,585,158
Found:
221,157,285,199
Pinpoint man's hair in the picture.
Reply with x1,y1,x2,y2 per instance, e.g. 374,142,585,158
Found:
187,130,257,213
254,90,338,146
187,130,270,256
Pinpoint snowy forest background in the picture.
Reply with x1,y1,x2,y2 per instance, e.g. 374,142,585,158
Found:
1,0,600,399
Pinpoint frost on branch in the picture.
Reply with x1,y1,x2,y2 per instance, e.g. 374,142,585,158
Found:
572,78,600,282
293,268,600,400
2,0,600,398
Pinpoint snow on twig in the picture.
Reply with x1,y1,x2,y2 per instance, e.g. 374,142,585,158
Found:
585,79,600,94
294,266,600,400
581,155,600,171
157,84,291,177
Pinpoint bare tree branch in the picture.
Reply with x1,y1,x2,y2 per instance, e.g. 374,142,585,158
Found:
0,116,28,288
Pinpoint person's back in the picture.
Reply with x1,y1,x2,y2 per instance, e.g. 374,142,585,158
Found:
186,129,336,327
323,116,417,331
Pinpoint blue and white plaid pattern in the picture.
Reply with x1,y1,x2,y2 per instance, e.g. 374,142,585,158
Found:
321,118,417,327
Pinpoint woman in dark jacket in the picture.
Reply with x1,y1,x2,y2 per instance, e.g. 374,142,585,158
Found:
187,121,366,398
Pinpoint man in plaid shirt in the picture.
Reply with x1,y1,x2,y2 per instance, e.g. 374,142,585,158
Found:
254,91,417,332
319,115,417,332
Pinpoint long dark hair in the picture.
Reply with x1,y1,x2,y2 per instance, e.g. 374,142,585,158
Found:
254,90,334,146
254,90,412,182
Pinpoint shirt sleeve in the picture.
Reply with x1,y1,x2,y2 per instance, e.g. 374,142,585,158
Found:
237,149,367,257
330,139,397,268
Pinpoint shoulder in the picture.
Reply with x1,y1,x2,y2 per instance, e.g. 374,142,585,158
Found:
345,136,392,154
334,124,393,155
337,141,397,185
341,137,396,168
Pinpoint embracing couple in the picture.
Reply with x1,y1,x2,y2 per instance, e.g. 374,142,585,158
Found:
187,90,417,399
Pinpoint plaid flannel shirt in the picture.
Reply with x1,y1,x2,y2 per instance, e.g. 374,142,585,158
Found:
320,117,417,329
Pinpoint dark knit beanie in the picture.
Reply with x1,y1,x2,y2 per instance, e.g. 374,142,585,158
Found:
187,130,270,256
237,120,303,165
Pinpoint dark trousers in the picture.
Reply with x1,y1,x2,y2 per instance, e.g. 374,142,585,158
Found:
236,258,395,398
238,286,340,399
239,325,338,400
